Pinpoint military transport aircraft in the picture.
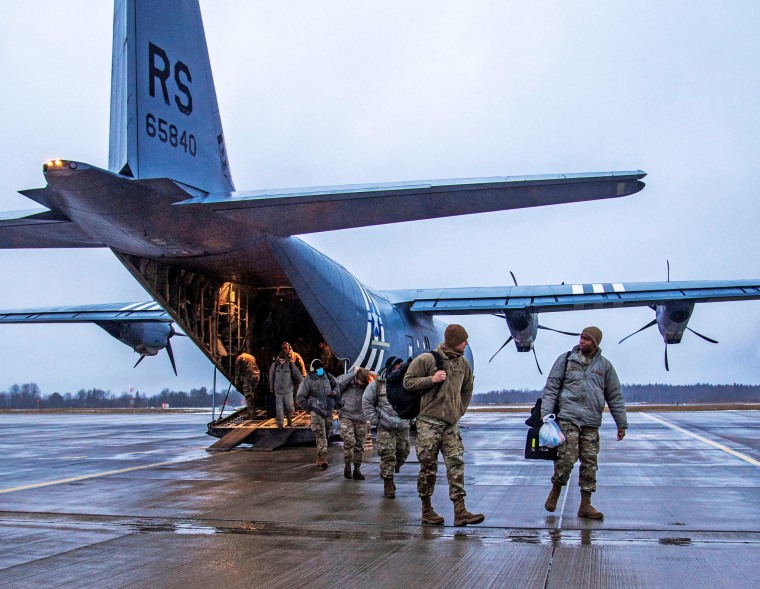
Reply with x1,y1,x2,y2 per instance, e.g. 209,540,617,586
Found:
1,0,760,393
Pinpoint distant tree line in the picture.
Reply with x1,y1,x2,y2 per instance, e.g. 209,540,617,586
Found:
473,383,760,405
2,382,759,409
0,383,244,409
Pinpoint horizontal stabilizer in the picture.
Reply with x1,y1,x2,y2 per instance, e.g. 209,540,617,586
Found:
384,279,760,315
176,171,646,235
0,302,169,323
0,208,104,248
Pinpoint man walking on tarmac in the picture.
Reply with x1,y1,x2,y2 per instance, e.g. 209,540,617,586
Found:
541,326,627,519
403,324,484,527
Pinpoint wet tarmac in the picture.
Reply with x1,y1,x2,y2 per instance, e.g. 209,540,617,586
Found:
1,410,759,588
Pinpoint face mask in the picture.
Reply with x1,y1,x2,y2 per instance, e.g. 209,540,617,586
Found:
316,368,325,376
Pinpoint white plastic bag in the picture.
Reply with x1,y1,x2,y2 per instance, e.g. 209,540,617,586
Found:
539,414,566,448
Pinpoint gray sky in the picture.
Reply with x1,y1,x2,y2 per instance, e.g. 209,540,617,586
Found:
1,1,759,396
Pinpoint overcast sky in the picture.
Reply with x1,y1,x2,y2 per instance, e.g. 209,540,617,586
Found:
1,1,759,396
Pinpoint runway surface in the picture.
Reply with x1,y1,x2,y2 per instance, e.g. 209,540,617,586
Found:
1,410,759,588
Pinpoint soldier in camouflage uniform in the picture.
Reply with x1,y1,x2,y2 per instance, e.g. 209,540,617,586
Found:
336,367,372,480
541,327,627,519
403,324,484,527
234,352,261,419
362,356,410,498
296,359,338,468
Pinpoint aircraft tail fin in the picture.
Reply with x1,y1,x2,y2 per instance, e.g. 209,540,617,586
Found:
109,0,234,193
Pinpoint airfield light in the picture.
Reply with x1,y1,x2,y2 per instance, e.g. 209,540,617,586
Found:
55,160,62,167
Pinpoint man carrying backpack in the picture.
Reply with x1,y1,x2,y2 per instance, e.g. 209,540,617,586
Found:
362,356,410,498
403,324,484,527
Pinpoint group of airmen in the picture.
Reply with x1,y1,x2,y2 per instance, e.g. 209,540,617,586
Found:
231,322,628,527
231,326,485,527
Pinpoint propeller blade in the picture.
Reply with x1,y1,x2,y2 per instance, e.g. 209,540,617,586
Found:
509,271,518,286
665,343,669,371
532,347,543,375
166,338,178,376
169,324,187,338
686,327,719,344
618,319,657,344
133,355,146,369
538,325,580,337
488,336,514,363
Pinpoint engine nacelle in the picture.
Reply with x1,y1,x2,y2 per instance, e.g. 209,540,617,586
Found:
655,301,695,344
95,320,173,355
505,309,539,352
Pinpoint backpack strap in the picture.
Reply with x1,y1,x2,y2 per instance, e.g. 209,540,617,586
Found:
426,350,444,399
553,351,571,416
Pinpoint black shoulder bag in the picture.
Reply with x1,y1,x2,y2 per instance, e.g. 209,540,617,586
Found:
524,352,570,461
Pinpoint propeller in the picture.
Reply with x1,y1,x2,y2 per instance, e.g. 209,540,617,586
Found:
686,327,718,344
488,272,580,370
488,336,513,363
532,347,542,375
132,324,186,375
618,318,657,344
618,262,718,370
538,325,580,337
165,325,186,376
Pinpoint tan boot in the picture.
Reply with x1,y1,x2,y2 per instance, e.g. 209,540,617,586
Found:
421,495,444,525
453,498,485,527
352,465,365,480
344,462,352,479
544,483,562,512
578,491,604,519
383,477,395,498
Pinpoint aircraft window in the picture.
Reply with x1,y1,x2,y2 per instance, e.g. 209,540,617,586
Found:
424,335,430,349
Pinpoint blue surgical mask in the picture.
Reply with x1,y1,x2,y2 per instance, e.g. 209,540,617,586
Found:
316,368,325,376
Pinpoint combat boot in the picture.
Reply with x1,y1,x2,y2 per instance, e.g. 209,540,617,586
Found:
544,483,562,512
453,498,485,527
578,491,604,519
352,465,365,480
344,462,352,479
286,417,293,427
383,477,395,498
420,496,444,525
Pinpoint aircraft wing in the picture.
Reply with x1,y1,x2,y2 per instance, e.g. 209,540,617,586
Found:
176,171,646,235
0,208,104,248
0,302,170,323
382,279,760,315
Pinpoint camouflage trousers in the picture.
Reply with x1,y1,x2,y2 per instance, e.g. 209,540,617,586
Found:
415,419,466,501
377,426,410,479
238,375,261,411
340,418,368,465
275,392,294,426
310,412,331,460
552,419,600,493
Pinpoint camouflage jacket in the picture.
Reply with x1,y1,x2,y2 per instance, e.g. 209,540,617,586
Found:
403,344,473,426
296,371,338,418
335,369,368,421
269,360,302,396
362,377,409,431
